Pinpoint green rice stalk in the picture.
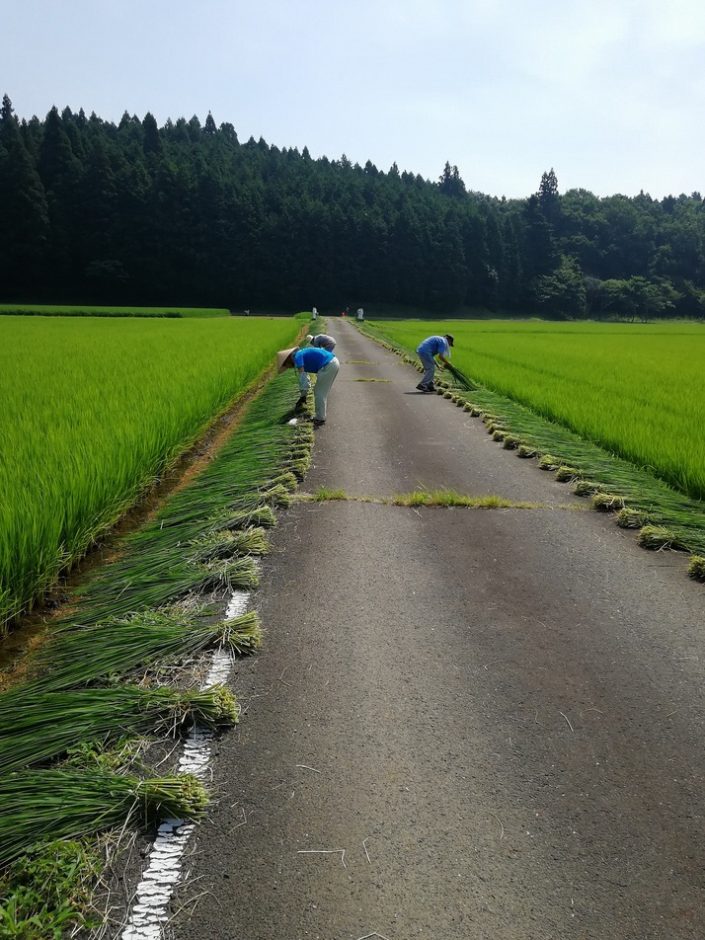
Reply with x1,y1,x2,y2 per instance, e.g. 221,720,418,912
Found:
216,505,277,530
638,525,687,551
191,528,269,562
0,770,208,868
288,446,312,460
170,685,239,728
42,377,300,628
574,480,601,496
221,610,263,653
517,445,537,458
26,610,257,692
295,427,315,443
555,465,580,482
592,492,626,512
284,457,312,479
263,471,299,492
616,508,650,529
198,557,260,592
688,556,705,582
0,685,237,774
538,454,560,470
258,484,292,507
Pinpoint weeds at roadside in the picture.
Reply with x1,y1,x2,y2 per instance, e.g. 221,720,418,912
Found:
389,489,540,509
0,839,102,938
310,487,349,502
298,488,548,510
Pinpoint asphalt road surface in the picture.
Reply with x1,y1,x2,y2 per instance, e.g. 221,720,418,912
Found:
172,320,704,940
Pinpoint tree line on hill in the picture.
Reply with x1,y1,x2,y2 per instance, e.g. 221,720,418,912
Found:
1,93,704,320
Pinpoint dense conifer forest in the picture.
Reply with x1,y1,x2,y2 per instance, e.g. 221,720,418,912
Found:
1,94,704,319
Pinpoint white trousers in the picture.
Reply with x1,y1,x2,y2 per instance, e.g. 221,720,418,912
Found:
313,357,339,420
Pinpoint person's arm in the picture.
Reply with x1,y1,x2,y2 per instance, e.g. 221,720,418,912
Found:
436,340,451,367
297,367,311,393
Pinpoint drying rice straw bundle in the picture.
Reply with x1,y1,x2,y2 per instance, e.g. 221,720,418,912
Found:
198,556,260,592
27,609,259,692
190,528,270,562
0,685,238,774
0,770,208,867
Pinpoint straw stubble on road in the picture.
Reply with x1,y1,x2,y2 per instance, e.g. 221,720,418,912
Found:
173,321,705,940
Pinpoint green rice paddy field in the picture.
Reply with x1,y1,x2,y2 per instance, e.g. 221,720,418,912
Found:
0,315,300,627
370,320,705,503
0,304,230,318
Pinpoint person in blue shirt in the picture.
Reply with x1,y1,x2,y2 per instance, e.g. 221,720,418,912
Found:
277,345,340,427
415,334,454,392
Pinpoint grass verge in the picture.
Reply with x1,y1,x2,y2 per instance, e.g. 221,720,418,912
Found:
299,487,546,509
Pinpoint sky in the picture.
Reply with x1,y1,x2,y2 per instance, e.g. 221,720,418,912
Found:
6,0,705,199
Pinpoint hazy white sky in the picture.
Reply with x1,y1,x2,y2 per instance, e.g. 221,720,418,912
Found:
6,0,705,198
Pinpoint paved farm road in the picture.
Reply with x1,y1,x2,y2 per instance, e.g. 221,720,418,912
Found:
173,321,705,940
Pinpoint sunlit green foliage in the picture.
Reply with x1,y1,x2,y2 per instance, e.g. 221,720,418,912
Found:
0,316,298,625
0,304,230,317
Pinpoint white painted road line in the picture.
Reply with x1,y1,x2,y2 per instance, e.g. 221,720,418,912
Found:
122,590,250,940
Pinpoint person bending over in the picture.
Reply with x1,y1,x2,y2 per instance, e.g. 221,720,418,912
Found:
415,333,454,392
305,333,337,353
277,345,340,427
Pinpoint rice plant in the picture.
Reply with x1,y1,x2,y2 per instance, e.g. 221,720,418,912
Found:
592,493,626,512
0,685,238,774
0,770,208,867
49,377,308,627
0,316,301,627
189,528,270,562
0,353,313,923
23,609,261,692
0,305,230,318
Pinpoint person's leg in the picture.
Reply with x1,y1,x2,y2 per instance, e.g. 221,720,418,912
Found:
418,353,436,388
313,359,339,421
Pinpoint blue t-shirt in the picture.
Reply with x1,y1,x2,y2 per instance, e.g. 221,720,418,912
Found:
293,347,335,373
417,335,450,358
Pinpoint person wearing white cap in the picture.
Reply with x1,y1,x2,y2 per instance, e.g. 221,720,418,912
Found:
277,344,340,427
305,333,337,353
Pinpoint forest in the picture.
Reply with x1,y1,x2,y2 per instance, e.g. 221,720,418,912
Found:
1,93,704,320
